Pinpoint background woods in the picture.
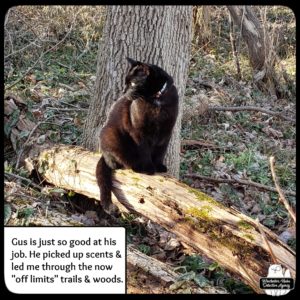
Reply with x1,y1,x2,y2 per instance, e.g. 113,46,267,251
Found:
4,6,295,294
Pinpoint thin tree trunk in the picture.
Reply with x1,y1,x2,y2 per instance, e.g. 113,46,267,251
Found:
228,12,241,80
82,6,193,178
227,6,281,97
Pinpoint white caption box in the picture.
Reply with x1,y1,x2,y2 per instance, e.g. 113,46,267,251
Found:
5,227,126,294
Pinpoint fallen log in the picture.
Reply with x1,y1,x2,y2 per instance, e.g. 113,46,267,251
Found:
127,244,181,285
127,244,227,294
27,144,295,293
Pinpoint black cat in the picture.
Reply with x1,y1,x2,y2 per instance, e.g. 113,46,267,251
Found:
96,57,178,212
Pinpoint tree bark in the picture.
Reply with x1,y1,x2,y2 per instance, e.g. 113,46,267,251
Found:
81,6,193,178
30,144,296,293
227,6,280,97
192,6,211,48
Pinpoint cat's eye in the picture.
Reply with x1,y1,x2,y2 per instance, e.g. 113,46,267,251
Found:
131,82,136,87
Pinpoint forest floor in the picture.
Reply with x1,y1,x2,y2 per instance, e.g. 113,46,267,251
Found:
4,6,295,295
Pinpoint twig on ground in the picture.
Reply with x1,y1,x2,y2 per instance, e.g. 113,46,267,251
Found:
46,107,87,112
255,218,278,264
235,255,257,287
15,116,54,169
198,80,215,89
5,172,42,191
269,156,296,223
5,38,41,59
58,83,76,92
198,79,233,101
208,105,295,123
56,62,94,95
181,139,226,149
58,100,83,109
6,192,41,201
195,80,294,122
57,62,71,69
184,173,296,197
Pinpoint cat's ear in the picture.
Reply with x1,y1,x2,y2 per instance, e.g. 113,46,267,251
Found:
138,64,150,76
126,57,149,77
126,57,141,67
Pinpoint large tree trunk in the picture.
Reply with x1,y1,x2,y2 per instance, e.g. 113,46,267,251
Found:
29,145,296,293
227,6,281,98
81,6,193,178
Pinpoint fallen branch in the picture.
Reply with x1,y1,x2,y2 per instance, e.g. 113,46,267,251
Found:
56,62,94,95
127,244,207,292
128,244,226,293
269,156,296,223
184,173,296,197
5,38,41,59
57,83,76,92
46,107,87,112
15,116,54,169
128,244,179,283
58,100,84,109
235,256,257,288
255,218,278,264
6,192,41,201
28,145,295,293
4,172,42,191
208,105,295,123
181,139,225,149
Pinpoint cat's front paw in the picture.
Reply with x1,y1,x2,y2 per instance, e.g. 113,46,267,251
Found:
144,166,155,175
155,163,167,173
100,201,118,216
133,163,155,175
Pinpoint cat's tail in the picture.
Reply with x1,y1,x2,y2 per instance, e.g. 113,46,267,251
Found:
96,156,112,212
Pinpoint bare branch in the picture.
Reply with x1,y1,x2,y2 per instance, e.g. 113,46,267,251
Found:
208,105,295,123
46,107,87,112
269,156,296,223
235,255,258,287
5,38,41,59
228,12,241,80
4,172,42,191
181,139,225,149
255,218,278,264
184,173,296,197
15,116,55,169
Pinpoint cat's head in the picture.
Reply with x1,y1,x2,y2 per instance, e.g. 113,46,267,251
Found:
123,57,173,103
123,58,150,94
